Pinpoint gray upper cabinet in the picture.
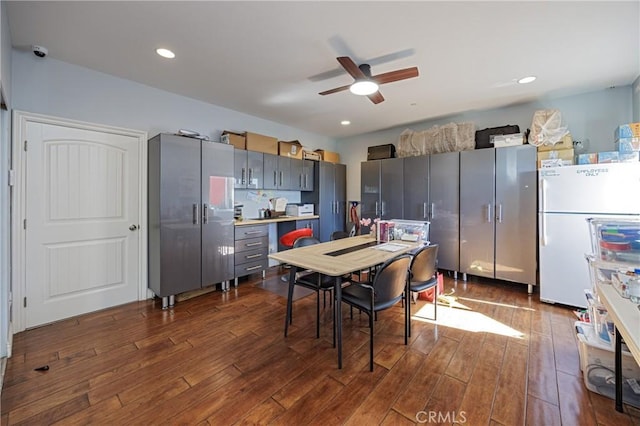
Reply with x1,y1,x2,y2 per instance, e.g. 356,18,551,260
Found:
404,152,460,272
234,149,263,189
460,145,536,285
361,158,403,224
263,153,294,190
301,161,346,242
288,158,314,191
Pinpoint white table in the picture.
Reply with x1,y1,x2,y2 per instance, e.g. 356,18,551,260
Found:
596,282,640,412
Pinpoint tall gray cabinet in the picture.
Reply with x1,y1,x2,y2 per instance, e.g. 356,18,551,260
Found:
301,161,346,242
361,158,404,226
403,152,460,273
459,145,537,288
148,134,235,308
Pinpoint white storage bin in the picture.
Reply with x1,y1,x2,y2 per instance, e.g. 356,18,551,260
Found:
575,321,640,407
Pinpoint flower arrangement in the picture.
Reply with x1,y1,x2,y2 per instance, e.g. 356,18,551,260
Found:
360,217,380,237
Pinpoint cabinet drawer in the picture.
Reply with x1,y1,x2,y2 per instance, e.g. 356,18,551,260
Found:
235,247,268,265
235,236,268,253
235,260,268,277
235,225,269,239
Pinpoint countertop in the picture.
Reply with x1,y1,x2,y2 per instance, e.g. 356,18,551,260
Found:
234,215,319,226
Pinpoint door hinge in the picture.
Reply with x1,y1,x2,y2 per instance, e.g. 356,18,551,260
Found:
23,297,27,308
23,219,26,229
24,140,28,151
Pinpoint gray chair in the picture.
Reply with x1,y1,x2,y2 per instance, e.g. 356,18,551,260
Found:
407,244,439,337
340,254,412,371
284,236,336,339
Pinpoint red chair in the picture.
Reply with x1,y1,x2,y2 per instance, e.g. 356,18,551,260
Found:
279,228,314,281
279,227,313,249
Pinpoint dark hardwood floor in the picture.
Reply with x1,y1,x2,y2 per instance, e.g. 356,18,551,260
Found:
2,269,639,425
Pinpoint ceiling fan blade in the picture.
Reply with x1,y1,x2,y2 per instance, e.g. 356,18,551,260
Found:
372,67,419,85
368,91,385,104
337,56,366,79
318,84,352,96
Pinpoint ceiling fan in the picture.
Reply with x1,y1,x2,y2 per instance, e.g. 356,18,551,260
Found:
318,56,419,104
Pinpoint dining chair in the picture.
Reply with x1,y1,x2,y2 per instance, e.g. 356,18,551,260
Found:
284,236,336,339
340,253,412,371
407,244,439,337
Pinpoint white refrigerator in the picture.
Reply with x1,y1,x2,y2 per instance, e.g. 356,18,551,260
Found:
538,162,640,308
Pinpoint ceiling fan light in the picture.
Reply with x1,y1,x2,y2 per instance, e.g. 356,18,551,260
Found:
350,80,379,96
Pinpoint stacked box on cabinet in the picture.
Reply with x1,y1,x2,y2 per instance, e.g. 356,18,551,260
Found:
537,133,575,168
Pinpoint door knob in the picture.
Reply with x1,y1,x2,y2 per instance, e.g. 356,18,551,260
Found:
129,224,138,231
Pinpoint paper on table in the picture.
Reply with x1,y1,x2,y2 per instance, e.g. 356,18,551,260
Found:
374,243,407,252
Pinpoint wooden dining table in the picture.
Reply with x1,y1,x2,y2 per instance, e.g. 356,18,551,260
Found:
269,234,421,369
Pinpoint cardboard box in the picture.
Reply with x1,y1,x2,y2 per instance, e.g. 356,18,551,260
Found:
278,140,304,159
221,131,246,150
577,153,598,165
302,150,321,161
314,149,340,163
246,132,278,155
614,122,640,140
536,148,574,168
616,137,640,152
597,151,619,163
536,133,573,152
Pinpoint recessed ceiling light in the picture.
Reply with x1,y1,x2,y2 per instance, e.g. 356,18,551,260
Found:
156,48,175,59
517,76,536,84
341,120,351,126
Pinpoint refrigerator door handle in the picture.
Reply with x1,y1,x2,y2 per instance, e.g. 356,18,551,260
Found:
193,203,199,225
486,204,492,223
541,213,547,246
540,178,547,213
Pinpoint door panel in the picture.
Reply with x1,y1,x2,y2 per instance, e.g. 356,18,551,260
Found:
234,149,246,189
318,162,335,242
202,142,235,285
495,145,537,284
25,122,140,328
262,153,278,190
403,155,429,221
429,152,460,271
360,160,379,229
380,158,403,219
460,149,495,278
334,163,347,234
247,151,263,189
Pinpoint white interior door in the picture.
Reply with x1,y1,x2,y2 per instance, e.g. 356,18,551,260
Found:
24,120,141,328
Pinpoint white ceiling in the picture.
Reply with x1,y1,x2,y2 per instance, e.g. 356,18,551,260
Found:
6,1,640,138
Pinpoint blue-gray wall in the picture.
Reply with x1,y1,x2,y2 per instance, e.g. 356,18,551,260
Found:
338,86,635,201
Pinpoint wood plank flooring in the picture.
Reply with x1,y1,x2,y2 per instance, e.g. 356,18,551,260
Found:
2,269,640,425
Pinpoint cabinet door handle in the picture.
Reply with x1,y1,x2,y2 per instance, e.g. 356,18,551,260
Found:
246,242,263,247
299,174,303,189
245,253,262,259
431,203,435,220
248,168,253,185
203,204,209,224
497,204,503,223
241,168,246,185
304,174,308,189
381,201,385,217
375,201,379,216
279,171,284,186
245,230,262,235
193,203,199,225
273,171,278,186
423,202,427,219
486,204,492,223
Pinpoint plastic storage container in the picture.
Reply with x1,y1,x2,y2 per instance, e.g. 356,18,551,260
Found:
390,219,430,243
575,321,640,407
588,218,640,263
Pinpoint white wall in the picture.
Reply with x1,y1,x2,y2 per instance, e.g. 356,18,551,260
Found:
633,76,640,122
337,86,634,202
0,0,13,359
10,49,337,151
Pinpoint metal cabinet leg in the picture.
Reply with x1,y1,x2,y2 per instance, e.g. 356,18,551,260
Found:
161,296,169,310
234,277,238,288
262,270,266,280
168,295,175,307
453,271,458,280
528,284,533,295
462,273,467,282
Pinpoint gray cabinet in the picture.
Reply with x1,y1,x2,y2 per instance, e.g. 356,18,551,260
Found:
296,218,319,240
361,158,403,226
301,162,346,242
459,145,536,286
403,152,460,272
148,134,235,308
234,224,269,284
263,153,293,190
234,149,263,189
288,158,315,191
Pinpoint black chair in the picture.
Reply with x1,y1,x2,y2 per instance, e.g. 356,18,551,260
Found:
407,244,439,337
284,236,336,339
330,231,350,240
340,254,412,371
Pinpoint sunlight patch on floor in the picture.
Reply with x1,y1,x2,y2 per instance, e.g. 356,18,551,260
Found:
413,303,525,338
457,296,536,311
